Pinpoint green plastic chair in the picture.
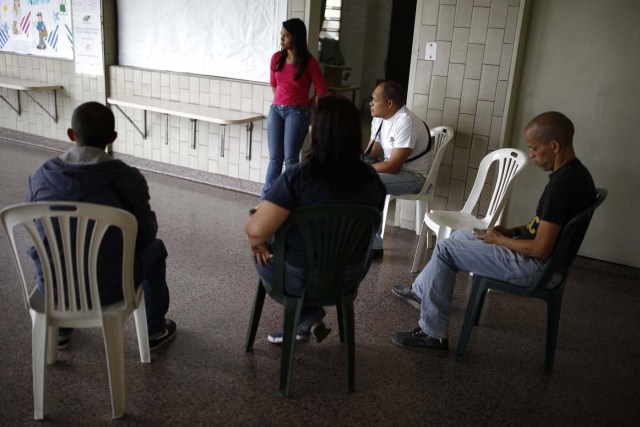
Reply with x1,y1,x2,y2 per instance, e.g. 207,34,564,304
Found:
244,204,381,396
456,188,607,373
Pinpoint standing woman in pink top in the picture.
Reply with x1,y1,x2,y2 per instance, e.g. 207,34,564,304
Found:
262,18,327,198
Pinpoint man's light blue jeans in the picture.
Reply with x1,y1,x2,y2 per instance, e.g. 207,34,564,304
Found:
262,104,310,198
373,170,425,250
411,229,546,339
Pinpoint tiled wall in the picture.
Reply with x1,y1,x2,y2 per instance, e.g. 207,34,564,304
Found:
397,0,523,230
108,66,272,182
0,55,103,143
0,0,306,188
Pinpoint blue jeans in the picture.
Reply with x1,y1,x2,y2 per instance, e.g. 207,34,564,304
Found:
253,253,372,332
262,104,310,198
411,229,546,339
373,170,425,250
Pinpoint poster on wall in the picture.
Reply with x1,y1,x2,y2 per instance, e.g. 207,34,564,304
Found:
71,0,102,75
0,0,73,59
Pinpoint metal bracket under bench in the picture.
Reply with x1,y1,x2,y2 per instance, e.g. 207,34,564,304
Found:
0,77,62,122
107,95,264,160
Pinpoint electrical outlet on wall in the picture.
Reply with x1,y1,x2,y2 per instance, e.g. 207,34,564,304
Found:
425,42,437,61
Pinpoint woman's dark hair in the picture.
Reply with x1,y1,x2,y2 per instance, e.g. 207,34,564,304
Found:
274,18,311,80
306,95,369,197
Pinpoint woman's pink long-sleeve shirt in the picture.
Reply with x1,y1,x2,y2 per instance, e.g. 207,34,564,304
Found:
270,52,327,106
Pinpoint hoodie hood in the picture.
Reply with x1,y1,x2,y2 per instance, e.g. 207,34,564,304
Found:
30,146,131,201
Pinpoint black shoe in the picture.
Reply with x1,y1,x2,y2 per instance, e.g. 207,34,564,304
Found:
372,248,384,260
149,319,177,351
392,286,421,310
310,322,332,343
58,330,73,350
392,327,448,357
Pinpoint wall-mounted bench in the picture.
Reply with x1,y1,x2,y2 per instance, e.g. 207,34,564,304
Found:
0,77,63,122
107,95,264,160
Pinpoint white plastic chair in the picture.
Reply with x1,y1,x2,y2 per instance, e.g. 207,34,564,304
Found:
380,126,455,239
0,202,150,420
412,148,528,272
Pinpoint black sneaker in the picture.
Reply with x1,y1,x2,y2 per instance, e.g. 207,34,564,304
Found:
372,248,384,260
149,319,177,351
392,327,448,357
392,286,421,310
58,331,72,350
310,322,332,343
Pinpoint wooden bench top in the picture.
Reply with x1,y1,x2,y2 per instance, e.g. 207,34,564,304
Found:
107,95,264,125
0,77,63,91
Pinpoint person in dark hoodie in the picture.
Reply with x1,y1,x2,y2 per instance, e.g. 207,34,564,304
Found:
27,101,176,351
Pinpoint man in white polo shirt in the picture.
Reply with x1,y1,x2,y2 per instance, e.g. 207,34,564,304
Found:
366,81,432,259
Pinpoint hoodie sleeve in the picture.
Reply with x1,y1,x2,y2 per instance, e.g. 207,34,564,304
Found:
113,167,158,251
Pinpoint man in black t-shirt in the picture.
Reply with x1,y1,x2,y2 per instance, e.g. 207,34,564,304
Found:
391,111,596,357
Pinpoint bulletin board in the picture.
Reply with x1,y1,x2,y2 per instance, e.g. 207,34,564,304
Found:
116,0,287,83
0,0,74,59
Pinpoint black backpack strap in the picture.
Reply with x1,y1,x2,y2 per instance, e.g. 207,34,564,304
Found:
364,121,383,156
406,121,432,163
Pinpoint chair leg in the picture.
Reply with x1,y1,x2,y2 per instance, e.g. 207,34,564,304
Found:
45,325,57,365
456,281,487,359
412,225,429,273
134,293,150,363
336,304,345,343
544,293,564,374
415,201,424,235
380,195,391,238
341,299,356,393
31,313,47,420
279,296,303,397
102,317,126,419
244,281,266,352
474,289,488,326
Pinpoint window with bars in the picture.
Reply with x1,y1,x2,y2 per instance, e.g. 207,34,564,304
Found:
320,0,342,40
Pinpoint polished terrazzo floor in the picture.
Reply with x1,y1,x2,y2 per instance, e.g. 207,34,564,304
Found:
0,137,639,426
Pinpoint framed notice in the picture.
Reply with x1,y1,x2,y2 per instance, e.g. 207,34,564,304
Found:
72,0,103,75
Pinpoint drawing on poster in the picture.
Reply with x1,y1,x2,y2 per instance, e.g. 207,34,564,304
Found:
0,0,73,58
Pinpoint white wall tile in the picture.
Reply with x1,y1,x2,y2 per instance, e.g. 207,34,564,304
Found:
473,100,494,136
454,0,474,27
469,7,490,43
470,134,488,167
505,6,519,43
478,65,499,101
445,63,465,99
493,80,508,116
498,43,514,80
442,97,461,128
415,60,434,94
464,43,484,79
450,27,470,63
447,179,466,210
437,5,456,41
489,115,503,150
460,78,480,114
413,93,430,120
489,0,509,28
423,0,440,26
428,76,447,110
452,146,470,180
456,113,475,148
433,42,452,76
483,29,504,65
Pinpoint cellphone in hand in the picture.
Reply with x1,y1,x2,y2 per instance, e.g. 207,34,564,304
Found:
472,227,486,237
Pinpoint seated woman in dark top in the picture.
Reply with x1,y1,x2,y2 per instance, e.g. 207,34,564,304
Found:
245,95,386,344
